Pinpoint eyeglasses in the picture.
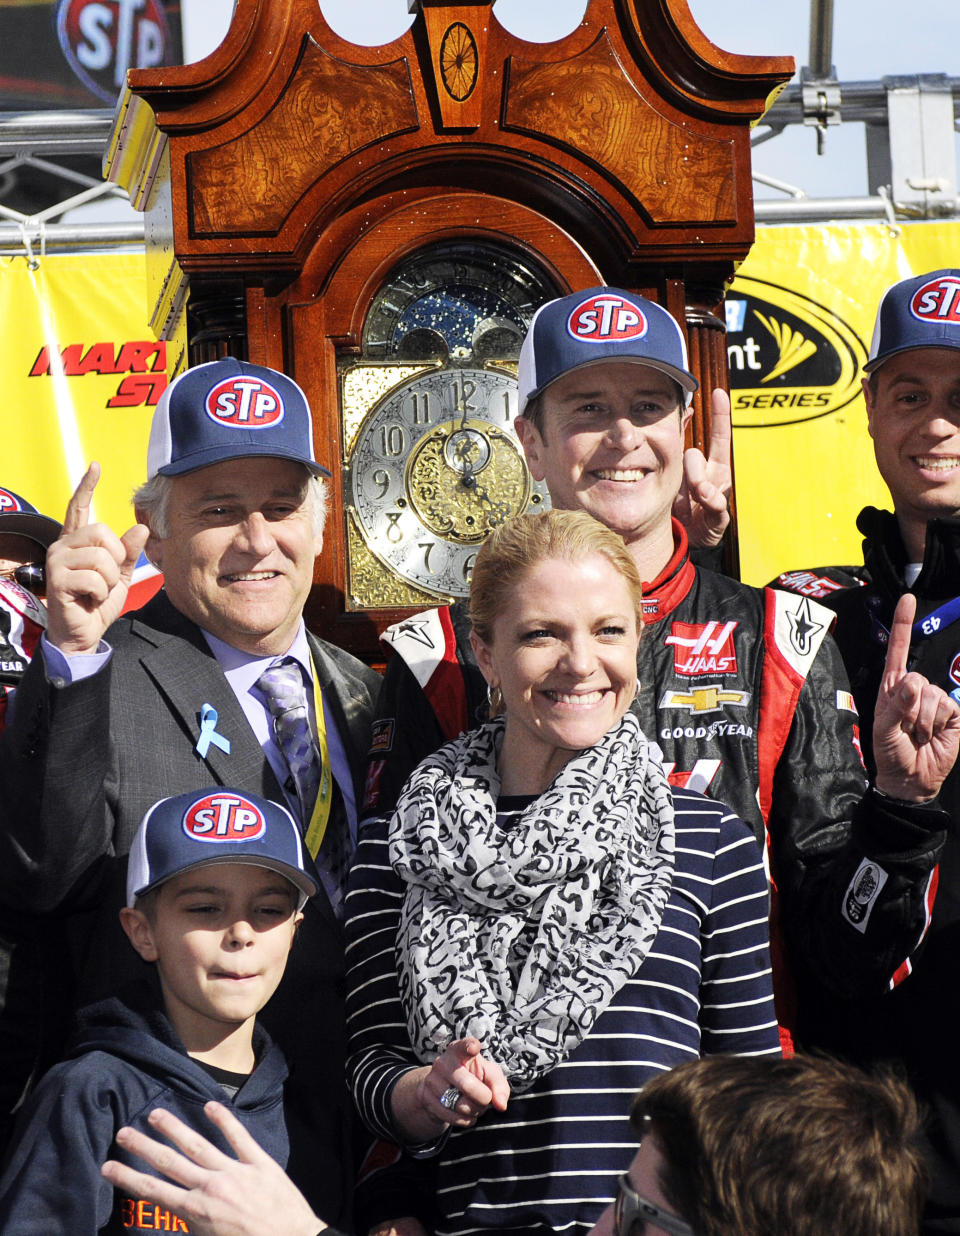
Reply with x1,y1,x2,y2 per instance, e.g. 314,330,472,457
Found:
614,1172,696,1236
0,563,46,594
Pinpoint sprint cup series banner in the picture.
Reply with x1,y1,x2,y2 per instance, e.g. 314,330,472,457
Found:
0,253,183,536
730,221,960,585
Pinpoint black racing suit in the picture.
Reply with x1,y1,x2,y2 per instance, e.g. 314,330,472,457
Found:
774,506,960,1233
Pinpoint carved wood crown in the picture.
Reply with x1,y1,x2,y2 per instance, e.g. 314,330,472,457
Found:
111,0,792,275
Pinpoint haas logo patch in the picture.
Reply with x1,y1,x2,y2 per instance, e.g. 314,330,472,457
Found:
910,275,960,325
183,793,266,843
205,377,285,429
567,294,648,343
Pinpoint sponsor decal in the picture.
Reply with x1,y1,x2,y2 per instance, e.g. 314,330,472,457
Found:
205,376,285,429
659,686,750,715
0,489,25,514
836,690,858,714
949,652,960,689
726,277,868,427
665,621,738,677
29,339,168,408
851,722,864,768
362,759,386,811
660,722,754,741
182,792,266,843
910,274,960,325
384,616,439,650
785,596,825,658
57,0,171,106
567,293,648,343
119,1196,189,1230
842,858,888,934
370,718,395,755
776,570,846,600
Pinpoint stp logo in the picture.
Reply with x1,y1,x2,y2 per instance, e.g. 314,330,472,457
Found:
0,489,24,514
205,377,285,429
183,793,267,844
57,0,170,106
567,294,648,344
910,275,960,326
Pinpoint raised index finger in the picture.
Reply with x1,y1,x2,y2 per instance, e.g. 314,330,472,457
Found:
62,462,101,534
707,389,732,470
883,592,918,683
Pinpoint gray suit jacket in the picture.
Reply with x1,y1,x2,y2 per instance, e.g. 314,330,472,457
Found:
0,591,380,1225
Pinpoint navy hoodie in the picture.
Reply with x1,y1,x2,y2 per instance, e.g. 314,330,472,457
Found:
0,986,290,1234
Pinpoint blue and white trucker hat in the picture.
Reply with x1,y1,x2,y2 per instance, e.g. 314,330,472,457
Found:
517,287,699,415
126,787,319,909
0,487,62,548
146,358,331,479
865,269,960,374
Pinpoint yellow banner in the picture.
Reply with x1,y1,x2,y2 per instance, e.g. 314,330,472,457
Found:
731,221,960,584
0,252,184,533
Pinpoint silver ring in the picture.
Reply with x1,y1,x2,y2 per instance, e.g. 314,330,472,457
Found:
439,1085,461,1111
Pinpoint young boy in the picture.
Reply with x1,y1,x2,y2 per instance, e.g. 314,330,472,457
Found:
0,786,319,1234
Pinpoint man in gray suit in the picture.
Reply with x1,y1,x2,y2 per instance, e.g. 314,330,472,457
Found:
0,359,379,1228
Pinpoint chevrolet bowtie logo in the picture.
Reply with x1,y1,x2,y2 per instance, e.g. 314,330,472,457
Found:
659,686,751,714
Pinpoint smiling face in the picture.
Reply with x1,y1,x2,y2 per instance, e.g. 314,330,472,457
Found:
121,863,301,1059
145,457,322,657
470,552,640,795
516,362,689,578
865,347,960,559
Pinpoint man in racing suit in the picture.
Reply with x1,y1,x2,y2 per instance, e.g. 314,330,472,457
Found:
359,287,959,1236
773,269,960,1232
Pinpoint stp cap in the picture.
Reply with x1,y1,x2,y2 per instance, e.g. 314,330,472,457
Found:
147,359,331,479
0,488,62,549
126,787,319,909
865,269,960,374
517,287,698,415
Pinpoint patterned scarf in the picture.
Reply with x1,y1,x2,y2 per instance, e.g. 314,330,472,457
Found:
389,711,675,1091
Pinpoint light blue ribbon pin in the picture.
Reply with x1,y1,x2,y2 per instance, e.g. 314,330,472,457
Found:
196,703,231,758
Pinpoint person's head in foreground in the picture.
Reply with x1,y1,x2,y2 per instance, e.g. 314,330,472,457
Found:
0,485,61,597
514,287,698,575
134,358,330,657
863,268,960,559
120,786,317,1065
469,506,645,794
591,1053,926,1236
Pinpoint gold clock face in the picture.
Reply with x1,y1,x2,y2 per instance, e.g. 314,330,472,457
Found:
342,243,558,608
347,366,548,600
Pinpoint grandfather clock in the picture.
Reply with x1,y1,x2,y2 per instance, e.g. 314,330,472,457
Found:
107,0,793,662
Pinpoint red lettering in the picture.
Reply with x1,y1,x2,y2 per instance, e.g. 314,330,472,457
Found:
120,1196,136,1227
29,346,50,376
107,373,169,408
115,341,167,373
77,342,119,375
59,343,87,376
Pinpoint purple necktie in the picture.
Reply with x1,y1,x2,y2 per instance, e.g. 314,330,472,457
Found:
256,658,321,828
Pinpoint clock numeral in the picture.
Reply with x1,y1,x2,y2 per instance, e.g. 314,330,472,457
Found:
501,391,513,421
461,552,477,585
385,511,404,543
410,392,432,425
379,424,406,457
452,376,476,416
370,468,391,500
417,542,435,573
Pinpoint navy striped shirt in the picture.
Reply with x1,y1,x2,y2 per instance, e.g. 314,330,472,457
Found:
346,785,779,1235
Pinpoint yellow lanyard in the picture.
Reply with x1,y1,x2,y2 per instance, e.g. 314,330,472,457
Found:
303,654,333,859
